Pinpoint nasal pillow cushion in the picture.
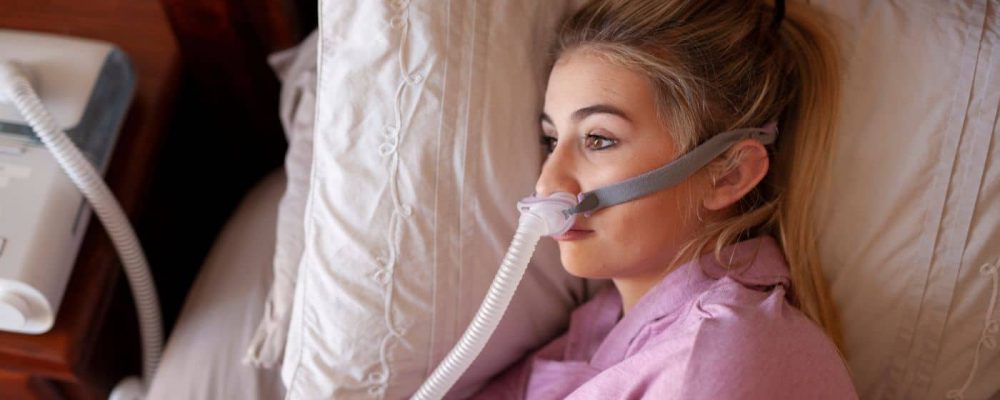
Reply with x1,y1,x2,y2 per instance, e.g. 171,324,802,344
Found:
267,1,595,398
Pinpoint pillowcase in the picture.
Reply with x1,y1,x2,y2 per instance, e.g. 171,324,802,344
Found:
812,1,1000,398
280,1,596,398
244,30,318,368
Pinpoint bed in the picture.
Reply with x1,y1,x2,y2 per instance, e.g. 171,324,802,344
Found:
152,2,1000,400
13,1,995,399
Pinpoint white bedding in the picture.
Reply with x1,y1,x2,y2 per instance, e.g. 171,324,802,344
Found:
811,1,1000,398
147,171,286,400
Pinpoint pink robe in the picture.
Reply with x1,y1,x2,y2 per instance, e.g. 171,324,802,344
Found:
475,236,857,399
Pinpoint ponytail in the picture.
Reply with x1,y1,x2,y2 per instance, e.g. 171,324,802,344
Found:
770,1,843,348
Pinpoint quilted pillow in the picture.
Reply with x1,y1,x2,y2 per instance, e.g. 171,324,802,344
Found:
280,1,595,398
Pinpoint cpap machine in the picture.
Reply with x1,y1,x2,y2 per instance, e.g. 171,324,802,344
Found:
0,29,159,400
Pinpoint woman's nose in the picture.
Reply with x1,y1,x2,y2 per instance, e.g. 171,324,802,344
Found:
534,146,581,197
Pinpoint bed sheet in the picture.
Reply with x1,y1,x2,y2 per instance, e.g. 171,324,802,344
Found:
147,170,286,400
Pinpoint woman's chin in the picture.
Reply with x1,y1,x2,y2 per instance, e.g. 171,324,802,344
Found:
559,250,613,279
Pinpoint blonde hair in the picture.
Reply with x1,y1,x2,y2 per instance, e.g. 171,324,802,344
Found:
555,0,843,348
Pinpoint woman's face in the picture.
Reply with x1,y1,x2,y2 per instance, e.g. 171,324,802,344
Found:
537,50,706,281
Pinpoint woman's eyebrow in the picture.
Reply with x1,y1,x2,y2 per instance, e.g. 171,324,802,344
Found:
539,104,633,126
573,104,632,123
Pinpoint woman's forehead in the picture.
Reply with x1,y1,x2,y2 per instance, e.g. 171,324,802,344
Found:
545,51,656,123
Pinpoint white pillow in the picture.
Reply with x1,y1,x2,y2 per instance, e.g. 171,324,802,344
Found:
244,31,318,369
151,171,286,400
281,1,595,398
812,1,1000,399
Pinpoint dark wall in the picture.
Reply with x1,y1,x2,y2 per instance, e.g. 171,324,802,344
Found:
143,0,317,334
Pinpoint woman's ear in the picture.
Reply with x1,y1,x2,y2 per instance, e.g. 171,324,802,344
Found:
702,139,770,211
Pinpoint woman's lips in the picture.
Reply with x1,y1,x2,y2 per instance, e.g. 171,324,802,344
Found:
552,228,594,241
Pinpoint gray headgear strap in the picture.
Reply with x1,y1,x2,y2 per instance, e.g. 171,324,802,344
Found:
566,122,778,216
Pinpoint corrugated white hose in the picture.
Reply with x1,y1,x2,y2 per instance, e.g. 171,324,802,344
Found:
412,193,577,400
0,61,162,396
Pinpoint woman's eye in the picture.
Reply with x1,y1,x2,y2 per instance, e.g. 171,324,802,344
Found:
584,134,617,150
540,135,557,153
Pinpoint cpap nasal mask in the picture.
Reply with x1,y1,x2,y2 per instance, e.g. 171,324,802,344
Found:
412,123,778,399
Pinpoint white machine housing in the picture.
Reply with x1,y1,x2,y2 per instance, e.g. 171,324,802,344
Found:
0,30,135,334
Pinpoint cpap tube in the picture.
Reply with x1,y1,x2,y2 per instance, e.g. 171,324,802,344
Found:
411,192,577,400
0,60,162,399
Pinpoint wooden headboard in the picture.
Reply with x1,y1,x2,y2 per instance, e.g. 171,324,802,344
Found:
0,0,315,397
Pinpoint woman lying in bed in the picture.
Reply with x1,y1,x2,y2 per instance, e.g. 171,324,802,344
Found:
475,0,857,398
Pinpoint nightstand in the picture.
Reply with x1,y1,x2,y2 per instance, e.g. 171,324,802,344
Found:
0,1,181,398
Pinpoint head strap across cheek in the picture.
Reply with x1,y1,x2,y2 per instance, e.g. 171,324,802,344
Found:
566,121,778,216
